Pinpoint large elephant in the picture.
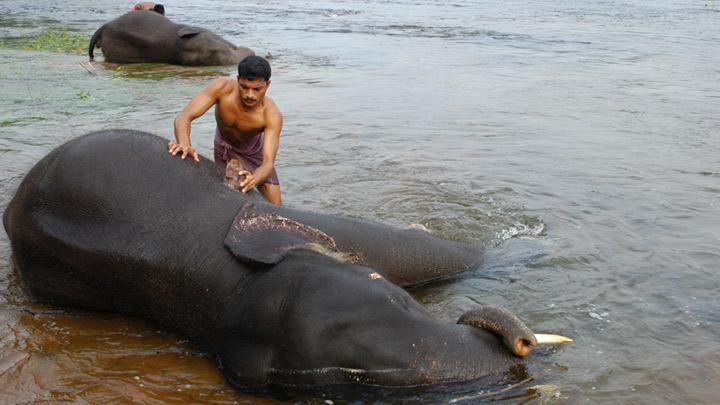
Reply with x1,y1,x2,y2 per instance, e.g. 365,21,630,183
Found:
88,11,254,65
3,130,556,390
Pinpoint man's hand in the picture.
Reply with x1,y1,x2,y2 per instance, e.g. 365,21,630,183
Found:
168,140,200,162
239,170,257,193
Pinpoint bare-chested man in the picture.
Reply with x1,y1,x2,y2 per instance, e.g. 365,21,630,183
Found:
168,56,283,205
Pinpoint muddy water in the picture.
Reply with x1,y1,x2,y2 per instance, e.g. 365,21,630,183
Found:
1,0,719,403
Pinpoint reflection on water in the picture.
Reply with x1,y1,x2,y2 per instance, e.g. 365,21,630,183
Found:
0,307,256,404
97,63,230,80
1,0,719,403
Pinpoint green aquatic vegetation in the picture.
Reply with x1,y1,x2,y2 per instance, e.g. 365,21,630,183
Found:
0,29,87,54
24,29,87,53
0,117,48,127
113,63,174,80
76,90,91,100
0,15,58,28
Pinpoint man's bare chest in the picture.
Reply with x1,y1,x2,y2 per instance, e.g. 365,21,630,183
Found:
214,99,264,141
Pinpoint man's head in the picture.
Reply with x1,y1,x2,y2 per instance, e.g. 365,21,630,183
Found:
237,56,272,108
131,2,165,14
237,56,271,82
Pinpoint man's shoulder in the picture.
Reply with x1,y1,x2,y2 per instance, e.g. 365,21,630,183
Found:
263,97,282,117
261,97,283,129
209,76,236,95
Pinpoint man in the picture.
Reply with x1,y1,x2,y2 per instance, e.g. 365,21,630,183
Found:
130,2,165,15
168,56,283,205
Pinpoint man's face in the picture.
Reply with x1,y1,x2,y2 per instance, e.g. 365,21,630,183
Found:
237,77,269,108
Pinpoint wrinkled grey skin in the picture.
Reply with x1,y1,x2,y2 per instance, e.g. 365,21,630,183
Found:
3,130,541,391
89,11,254,65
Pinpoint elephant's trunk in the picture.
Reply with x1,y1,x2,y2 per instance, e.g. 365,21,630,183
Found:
457,305,538,357
263,203,484,287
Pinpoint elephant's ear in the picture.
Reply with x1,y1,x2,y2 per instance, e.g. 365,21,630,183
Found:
224,203,344,266
177,27,201,39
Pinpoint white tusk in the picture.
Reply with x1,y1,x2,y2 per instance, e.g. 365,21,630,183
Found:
534,333,574,345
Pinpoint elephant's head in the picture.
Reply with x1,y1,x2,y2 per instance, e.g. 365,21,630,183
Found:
218,204,571,388
215,248,557,388
176,26,255,66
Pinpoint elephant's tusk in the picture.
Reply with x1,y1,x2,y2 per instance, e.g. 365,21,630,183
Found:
534,333,573,345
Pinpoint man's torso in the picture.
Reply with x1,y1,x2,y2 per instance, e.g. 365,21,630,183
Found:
213,78,271,146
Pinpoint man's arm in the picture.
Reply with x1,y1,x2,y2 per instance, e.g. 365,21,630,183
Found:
240,103,283,192
169,78,227,162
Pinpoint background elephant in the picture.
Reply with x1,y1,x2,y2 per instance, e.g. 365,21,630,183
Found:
88,11,254,65
3,130,549,390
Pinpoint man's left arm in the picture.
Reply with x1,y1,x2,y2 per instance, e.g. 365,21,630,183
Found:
240,107,283,192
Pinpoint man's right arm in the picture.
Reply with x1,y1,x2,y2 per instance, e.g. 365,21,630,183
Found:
169,78,226,162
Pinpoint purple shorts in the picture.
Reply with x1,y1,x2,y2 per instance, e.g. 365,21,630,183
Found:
214,127,279,185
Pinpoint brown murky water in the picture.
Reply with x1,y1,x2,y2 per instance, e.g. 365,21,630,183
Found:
1,307,250,404
2,0,719,403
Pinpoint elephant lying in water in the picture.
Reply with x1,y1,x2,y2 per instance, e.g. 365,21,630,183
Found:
89,11,254,65
3,130,568,390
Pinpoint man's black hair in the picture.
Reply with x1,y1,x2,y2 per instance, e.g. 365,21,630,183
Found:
153,4,165,15
237,56,271,81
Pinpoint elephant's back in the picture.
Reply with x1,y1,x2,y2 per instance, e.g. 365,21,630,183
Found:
10,130,234,226
4,130,250,339
100,12,177,63
6,129,242,264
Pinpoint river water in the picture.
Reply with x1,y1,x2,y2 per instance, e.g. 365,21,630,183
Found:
1,0,718,403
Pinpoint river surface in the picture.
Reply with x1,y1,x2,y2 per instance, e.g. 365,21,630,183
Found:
1,0,719,403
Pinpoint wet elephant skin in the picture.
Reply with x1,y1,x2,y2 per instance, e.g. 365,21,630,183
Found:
3,130,535,390
89,11,254,65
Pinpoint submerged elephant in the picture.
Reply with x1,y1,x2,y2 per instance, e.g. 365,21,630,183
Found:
89,11,254,65
3,130,567,390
